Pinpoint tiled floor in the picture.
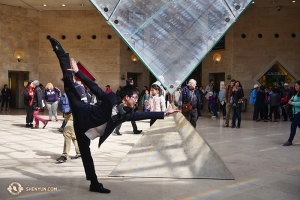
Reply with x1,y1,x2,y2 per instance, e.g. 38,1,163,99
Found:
0,109,299,200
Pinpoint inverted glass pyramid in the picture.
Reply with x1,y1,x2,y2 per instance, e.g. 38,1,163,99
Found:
90,0,252,93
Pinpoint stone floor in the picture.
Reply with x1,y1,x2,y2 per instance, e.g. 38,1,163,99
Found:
0,109,299,200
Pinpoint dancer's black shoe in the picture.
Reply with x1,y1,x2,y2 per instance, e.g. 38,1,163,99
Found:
49,38,65,56
90,183,111,193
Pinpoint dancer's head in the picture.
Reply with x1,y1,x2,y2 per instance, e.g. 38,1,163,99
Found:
120,84,139,108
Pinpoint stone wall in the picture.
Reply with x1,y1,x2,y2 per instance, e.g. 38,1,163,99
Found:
202,5,300,104
0,5,39,85
0,4,149,94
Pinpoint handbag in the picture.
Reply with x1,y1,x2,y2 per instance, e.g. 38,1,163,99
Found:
283,104,294,120
280,97,287,104
182,102,192,112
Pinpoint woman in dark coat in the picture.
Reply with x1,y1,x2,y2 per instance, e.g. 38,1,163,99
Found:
231,81,244,128
255,86,268,122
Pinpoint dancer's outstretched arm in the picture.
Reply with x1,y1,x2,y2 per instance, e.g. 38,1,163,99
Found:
68,58,108,102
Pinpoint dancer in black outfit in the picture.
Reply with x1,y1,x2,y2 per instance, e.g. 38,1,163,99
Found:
49,38,177,194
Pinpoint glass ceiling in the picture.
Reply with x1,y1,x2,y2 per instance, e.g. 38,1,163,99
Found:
90,0,252,93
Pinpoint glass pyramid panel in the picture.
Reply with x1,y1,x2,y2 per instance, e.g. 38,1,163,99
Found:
90,0,253,93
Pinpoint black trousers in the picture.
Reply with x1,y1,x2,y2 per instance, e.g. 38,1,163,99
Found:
25,105,33,123
59,53,98,181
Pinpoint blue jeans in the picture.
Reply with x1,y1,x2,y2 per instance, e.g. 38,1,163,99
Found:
232,103,242,127
288,112,300,142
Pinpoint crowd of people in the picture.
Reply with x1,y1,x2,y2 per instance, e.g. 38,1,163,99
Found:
0,37,299,195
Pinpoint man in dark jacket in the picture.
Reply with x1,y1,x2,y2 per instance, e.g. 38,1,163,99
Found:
180,79,201,128
1,84,11,111
49,38,177,194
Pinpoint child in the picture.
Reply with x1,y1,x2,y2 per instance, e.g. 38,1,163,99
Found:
146,84,166,126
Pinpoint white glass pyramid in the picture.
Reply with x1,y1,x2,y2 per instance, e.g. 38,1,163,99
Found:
90,0,252,93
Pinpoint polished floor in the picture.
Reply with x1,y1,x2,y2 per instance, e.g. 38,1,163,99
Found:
0,109,299,200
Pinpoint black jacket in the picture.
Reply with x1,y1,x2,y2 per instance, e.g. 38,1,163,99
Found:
23,87,32,106
73,71,165,148
1,88,11,99
32,86,43,109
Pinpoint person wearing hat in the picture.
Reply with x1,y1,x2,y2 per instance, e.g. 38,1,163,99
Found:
249,84,260,120
105,85,112,94
281,83,292,121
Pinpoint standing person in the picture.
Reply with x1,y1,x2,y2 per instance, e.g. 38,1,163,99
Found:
197,86,205,118
283,80,300,146
224,79,236,127
126,78,142,134
140,86,148,100
211,85,219,118
48,37,179,194
180,79,201,128
269,88,280,122
255,86,268,122
231,81,244,128
1,84,11,111
24,80,34,128
205,79,214,113
75,81,88,103
218,85,226,119
31,80,48,129
56,92,81,163
146,84,166,126
281,83,291,121
44,83,61,121
249,84,259,120
141,89,150,112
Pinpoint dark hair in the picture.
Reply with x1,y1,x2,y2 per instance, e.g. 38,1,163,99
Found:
293,80,300,96
151,84,163,96
209,79,214,83
120,84,139,99
126,78,133,85
277,82,282,86
235,81,243,89
260,85,265,90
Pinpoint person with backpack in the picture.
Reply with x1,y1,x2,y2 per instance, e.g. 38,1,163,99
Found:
56,93,81,163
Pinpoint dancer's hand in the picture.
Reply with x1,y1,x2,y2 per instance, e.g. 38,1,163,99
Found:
165,105,181,116
68,58,79,73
